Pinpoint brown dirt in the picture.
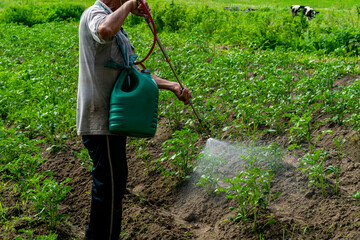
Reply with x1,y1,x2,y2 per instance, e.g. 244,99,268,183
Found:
2,78,360,239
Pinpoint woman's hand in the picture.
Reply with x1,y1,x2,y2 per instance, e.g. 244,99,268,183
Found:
130,0,150,17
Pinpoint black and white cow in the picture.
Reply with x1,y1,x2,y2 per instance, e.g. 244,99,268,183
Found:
303,6,319,21
291,5,304,18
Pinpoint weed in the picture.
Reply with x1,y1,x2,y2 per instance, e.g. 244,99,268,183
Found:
302,225,311,235
129,139,152,175
326,165,341,195
0,202,7,224
333,136,347,161
16,229,58,240
351,191,360,204
75,148,92,171
120,230,130,239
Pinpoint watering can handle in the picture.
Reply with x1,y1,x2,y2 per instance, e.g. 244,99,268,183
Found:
133,0,157,69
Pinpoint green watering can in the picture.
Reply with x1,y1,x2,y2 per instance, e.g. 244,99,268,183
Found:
108,67,159,138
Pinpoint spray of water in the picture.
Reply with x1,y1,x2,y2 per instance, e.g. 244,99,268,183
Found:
195,138,283,189
172,137,283,223
197,138,250,183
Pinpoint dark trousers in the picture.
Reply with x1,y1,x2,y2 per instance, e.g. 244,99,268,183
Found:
82,135,128,240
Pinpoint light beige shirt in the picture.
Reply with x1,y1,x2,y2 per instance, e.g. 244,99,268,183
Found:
77,2,136,135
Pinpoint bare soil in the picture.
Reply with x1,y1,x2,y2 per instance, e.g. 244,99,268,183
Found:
2,76,360,239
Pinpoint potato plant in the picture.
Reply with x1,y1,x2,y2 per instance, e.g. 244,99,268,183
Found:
195,151,225,195
216,163,275,231
152,127,199,187
298,149,328,196
27,177,72,229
